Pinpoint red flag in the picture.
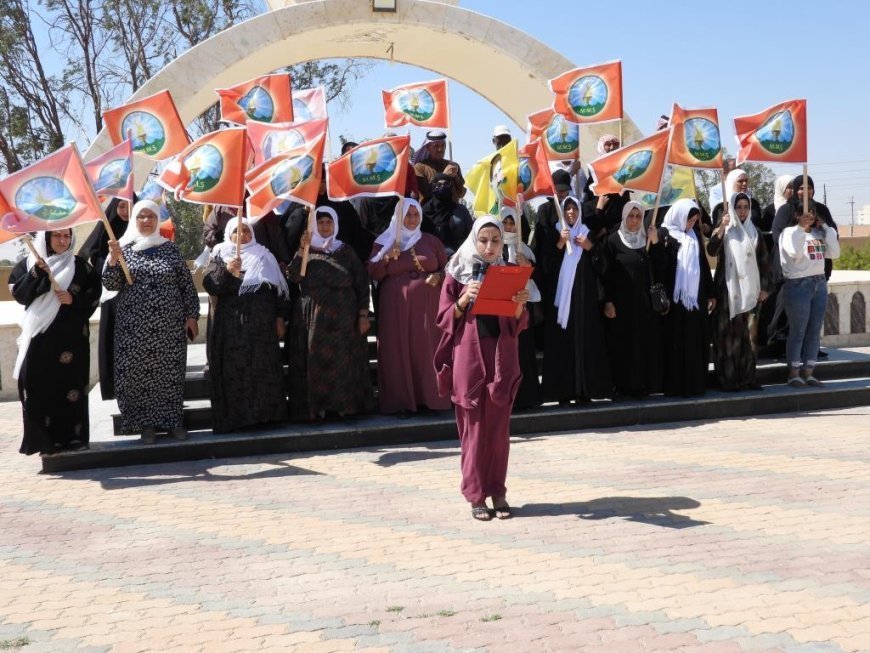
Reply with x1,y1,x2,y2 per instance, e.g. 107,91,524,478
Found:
246,133,327,219
327,135,411,201
550,61,623,125
86,139,134,201
734,99,807,164
217,73,294,125
382,79,450,129
518,140,555,200
668,104,723,169
158,127,248,207
0,144,106,233
588,129,671,195
159,218,175,241
103,90,190,160
293,86,328,121
246,118,328,166
526,108,580,161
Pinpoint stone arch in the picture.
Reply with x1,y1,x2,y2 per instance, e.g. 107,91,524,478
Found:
824,293,839,336
851,291,865,334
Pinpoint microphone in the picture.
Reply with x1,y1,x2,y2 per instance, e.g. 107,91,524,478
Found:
468,262,488,309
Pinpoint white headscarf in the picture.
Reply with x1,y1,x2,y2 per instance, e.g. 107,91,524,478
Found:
14,230,77,379
444,216,506,284
774,174,793,211
370,198,423,263
725,168,749,205
118,200,168,252
498,207,541,303
597,133,619,156
662,198,701,310
723,192,760,320
554,196,590,329
211,217,289,299
618,201,647,249
309,206,344,254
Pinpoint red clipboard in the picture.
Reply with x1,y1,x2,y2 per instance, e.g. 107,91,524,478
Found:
470,265,534,317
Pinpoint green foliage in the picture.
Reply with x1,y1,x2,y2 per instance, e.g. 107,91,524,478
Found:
0,637,30,650
480,614,502,622
386,605,404,613
834,244,870,271
166,196,207,260
694,148,776,213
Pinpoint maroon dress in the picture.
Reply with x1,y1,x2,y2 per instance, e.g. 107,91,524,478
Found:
434,275,528,504
369,233,452,414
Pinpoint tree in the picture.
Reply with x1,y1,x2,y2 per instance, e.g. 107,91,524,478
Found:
694,149,776,212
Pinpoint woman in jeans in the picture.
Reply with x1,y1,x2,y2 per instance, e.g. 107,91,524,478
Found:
779,209,840,387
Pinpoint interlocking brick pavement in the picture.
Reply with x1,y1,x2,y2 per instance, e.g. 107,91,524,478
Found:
2,402,870,652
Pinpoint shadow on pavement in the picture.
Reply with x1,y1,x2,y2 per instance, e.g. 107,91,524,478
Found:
517,496,709,528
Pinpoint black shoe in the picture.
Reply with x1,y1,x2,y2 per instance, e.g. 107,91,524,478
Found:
817,350,829,359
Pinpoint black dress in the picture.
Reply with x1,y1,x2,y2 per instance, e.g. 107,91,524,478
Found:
10,257,100,454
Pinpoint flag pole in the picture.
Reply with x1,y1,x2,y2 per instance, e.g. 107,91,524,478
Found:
802,163,809,216
393,192,403,250
22,235,60,290
300,206,312,277
553,195,574,256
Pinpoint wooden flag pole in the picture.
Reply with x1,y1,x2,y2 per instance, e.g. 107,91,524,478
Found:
802,163,810,216
553,195,574,256
23,235,60,290
102,213,133,285
300,206,312,277
393,194,403,250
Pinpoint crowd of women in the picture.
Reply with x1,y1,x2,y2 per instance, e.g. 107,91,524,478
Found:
11,129,840,520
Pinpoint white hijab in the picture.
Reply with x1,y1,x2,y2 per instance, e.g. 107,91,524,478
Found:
774,175,793,211
499,207,541,303
725,168,749,206
662,198,701,310
444,216,506,284
723,192,760,319
211,217,289,299
118,200,168,252
309,206,344,254
618,201,647,249
370,198,423,263
14,230,77,379
554,196,590,329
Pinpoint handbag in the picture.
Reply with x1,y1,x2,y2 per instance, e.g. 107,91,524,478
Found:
649,282,670,315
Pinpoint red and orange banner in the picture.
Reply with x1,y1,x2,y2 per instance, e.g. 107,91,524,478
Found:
734,99,807,165
527,108,580,161
158,127,248,207
588,129,671,196
550,61,623,125
103,90,190,161
246,117,329,166
518,140,555,200
326,134,411,201
246,133,327,220
217,73,294,125
382,79,450,129
86,139,134,201
668,104,723,169
0,143,106,233
293,86,328,121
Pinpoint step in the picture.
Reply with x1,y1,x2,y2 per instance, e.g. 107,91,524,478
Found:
44,376,870,473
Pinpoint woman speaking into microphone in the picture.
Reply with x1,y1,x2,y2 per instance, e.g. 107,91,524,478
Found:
434,217,530,521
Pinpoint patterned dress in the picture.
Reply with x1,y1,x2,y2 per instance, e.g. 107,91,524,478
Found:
102,242,200,433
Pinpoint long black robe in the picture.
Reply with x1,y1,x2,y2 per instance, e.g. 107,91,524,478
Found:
602,231,665,397
10,257,100,454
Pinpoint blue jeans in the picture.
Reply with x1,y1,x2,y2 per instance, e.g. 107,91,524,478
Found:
782,275,828,370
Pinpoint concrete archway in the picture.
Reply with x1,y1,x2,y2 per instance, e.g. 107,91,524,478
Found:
85,0,642,166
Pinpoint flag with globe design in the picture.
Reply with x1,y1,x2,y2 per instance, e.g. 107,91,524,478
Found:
550,61,623,125
326,135,411,201
382,80,450,129
217,73,294,125
588,129,671,196
247,118,329,166
0,143,106,233
734,99,807,165
527,108,580,161
292,87,328,122
103,90,191,161
518,140,556,200
668,104,723,169
158,127,248,207
246,132,327,220
85,139,134,201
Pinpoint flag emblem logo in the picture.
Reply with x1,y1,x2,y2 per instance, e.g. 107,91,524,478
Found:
15,176,76,221
183,144,223,193
545,115,580,155
270,155,315,195
95,158,132,194
263,129,306,160
395,88,435,122
685,118,721,162
238,86,275,122
351,143,398,185
568,75,608,118
122,111,166,156
518,157,533,192
293,98,313,122
614,150,652,184
757,110,795,155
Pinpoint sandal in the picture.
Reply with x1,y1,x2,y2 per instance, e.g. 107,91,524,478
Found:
493,500,513,520
787,376,806,388
804,376,824,387
471,505,493,521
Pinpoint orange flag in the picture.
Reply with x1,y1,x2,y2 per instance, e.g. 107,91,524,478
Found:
382,79,450,129
86,139,134,201
327,135,411,201
734,99,807,164
246,133,327,220
527,108,580,161
158,127,248,207
518,140,555,200
293,86,328,121
103,90,190,160
246,118,329,166
216,73,294,125
550,61,623,125
668,104,723,169
0,143,105,233
588,129,671,196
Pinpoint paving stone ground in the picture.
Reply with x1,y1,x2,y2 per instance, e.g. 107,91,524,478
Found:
2,402,869,653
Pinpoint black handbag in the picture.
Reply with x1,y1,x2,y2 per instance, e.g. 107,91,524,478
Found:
650,282,670,315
